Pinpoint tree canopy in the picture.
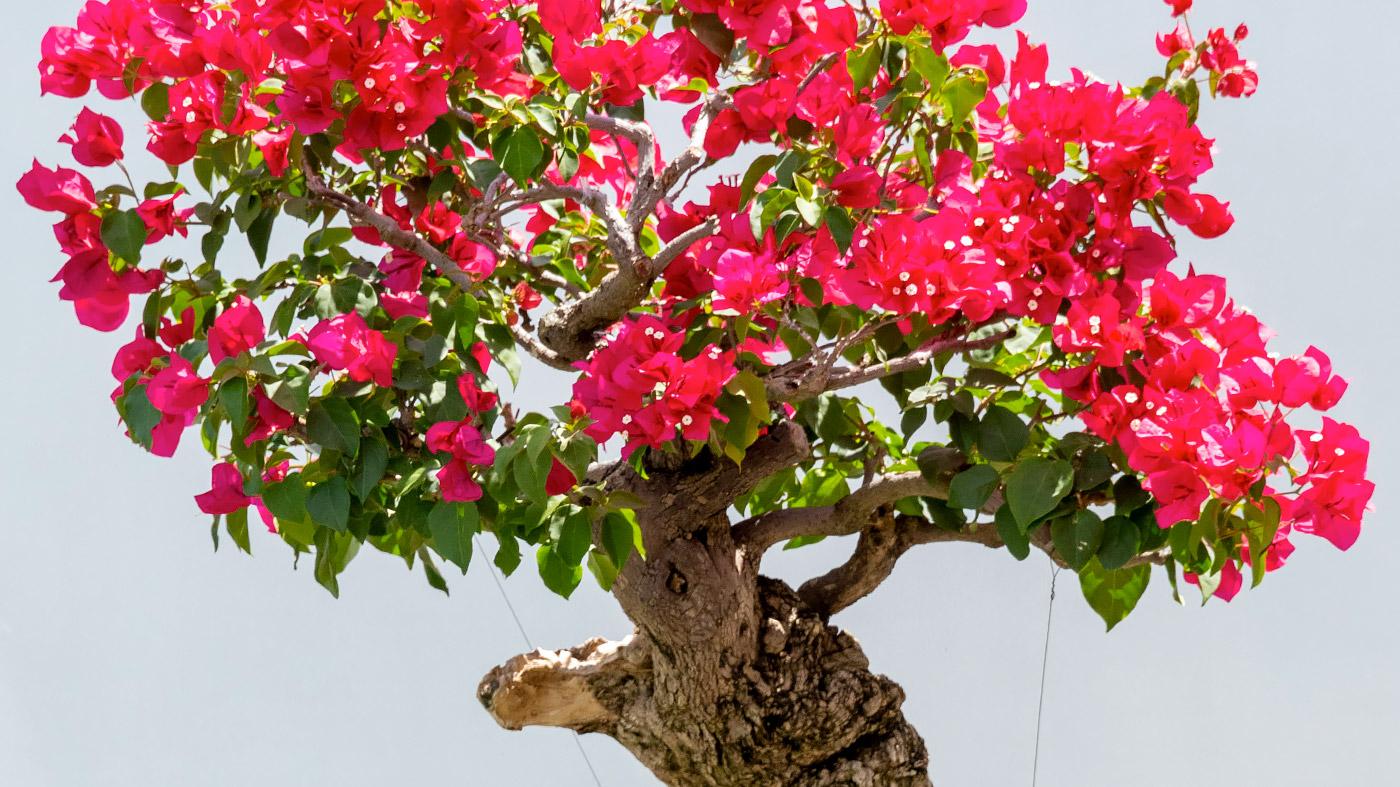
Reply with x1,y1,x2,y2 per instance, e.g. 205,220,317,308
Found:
20,0,1372,632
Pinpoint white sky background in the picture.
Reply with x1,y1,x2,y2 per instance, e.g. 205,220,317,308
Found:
2,2,1397,785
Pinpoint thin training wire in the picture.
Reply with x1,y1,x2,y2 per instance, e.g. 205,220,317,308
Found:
1031,565,1061,787
476,536,605,787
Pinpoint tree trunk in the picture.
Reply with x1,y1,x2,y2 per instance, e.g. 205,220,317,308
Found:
478,425,932,785
479,578,930,787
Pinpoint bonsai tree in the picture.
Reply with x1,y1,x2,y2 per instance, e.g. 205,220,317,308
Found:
21,0,1373,783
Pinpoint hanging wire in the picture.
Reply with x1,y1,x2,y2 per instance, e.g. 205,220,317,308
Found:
476,536,605,787
1031,564,1061,787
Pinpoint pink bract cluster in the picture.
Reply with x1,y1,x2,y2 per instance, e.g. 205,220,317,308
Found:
18,0,1373,601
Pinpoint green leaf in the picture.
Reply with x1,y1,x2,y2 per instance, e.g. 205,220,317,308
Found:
916,445,964,481
1097,515,1141,570
419,548,450,595
909,48,951,87
995,504,1030,561
428,501,478,573
101,209,148,264
1244,497,1282,588
948,465,998,510
219,378,249,433
601,511,637,570
307,477,351,532
226,507,251,555
307,397,361,457
555,509,591,566
247,207,276,266
1004,458,1073,527
738,153,779,208
847,42,882,90
141,82,170,121
537,543,583,598
824,206,856,252
262,475,308,523
1051,510,1104,570
312,528,359,598
119,385,160,449
941,71,989,126
493,126,544,186
587,550,619,592
1078,559,1151,631
352,438,389,500
978,405,1028,462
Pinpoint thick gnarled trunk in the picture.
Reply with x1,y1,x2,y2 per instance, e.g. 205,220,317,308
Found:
479,578,929,787
478,424,932,786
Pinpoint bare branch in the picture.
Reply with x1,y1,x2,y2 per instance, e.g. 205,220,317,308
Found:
509,321,576,371
636,92,730,223
478,635,642,733
796,516,1168,617
584,113,657,197
767,326,1017,403
735,470,952,554
300,148,477,291
797,514,1004,615
652,217,720,273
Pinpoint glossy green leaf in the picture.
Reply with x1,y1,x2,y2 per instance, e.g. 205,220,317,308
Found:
428,501,478,573
307,398,360,457
352,438,389,500
1052,510,1104,570
978,405,1028,462
1097,515,1141,570
493,126,545,186
537,543,583,598
995,504,1030,561
948,465,999,510
1004,458,1073,527
307,477,351,532
1079,558,1151,631
101,209,148,264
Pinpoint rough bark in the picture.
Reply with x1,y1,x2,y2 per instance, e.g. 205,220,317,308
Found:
480,579,930,787
479,424,932,786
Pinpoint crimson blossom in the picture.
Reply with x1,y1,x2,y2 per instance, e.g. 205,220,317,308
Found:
20,0,1371,783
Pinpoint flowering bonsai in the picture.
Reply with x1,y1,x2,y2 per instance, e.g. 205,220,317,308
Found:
22,0,1372,783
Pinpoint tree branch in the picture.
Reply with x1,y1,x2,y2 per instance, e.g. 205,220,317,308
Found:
768,327,1017,403
796,516,1169,617
797,514,1004,616
300,148,477,291
735,470,953,554
478,635,643,734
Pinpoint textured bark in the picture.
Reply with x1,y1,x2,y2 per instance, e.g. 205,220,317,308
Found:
480,579,930,787
480,424,931,785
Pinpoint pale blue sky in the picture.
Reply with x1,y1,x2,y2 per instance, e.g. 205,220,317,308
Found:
2,2,1395,785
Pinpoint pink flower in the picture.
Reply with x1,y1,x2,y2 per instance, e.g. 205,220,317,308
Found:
59,108,124,167
251,126,293,177
208,297,265,364
52,248,162,331
1164,0,1192,16
831,166,883,209
245,388,293,445
16,160,97,215
303,312,398,387
437,459,484,503
137,192,195,243
537,0,602,43
146,355,209,417
195,463,253,516
711,248,789,316
458,374,499,413
546,458,578,496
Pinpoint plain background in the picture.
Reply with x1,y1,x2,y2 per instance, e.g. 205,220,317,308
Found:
1,2,1395,785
